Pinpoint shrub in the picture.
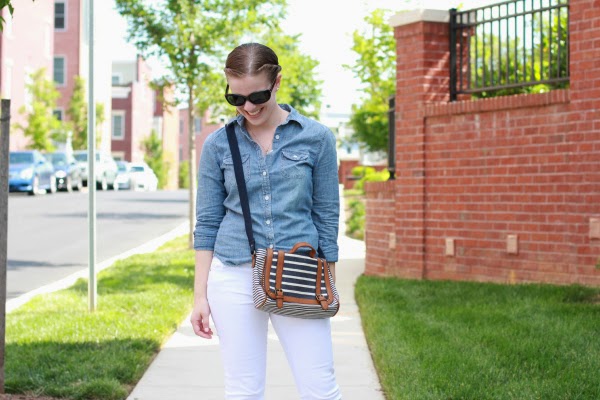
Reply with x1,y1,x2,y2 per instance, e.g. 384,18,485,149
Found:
353,167,389,192
346,198,365,240
179,160,190,189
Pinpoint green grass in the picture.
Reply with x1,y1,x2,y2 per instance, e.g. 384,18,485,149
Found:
6,236,195,400
355,276,600,400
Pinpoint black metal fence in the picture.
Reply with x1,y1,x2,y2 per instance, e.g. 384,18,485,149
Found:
450,0,569,101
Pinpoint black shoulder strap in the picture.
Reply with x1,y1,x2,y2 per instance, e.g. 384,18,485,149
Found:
225,123,255,254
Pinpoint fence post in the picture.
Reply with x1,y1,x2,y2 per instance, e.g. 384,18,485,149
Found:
387,95,395,180
449,8,458,101
0,99,11,393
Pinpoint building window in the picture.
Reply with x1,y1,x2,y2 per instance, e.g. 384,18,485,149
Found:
112,74,121,85
112,111,125,140
53,56,66,86
194,117,201,133
55,1,66,30
53,109,63,121
179,119,184,135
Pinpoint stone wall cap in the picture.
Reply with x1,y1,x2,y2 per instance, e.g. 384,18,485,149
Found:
389,9,449,27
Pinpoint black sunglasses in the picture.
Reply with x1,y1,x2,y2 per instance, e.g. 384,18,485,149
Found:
224,80,276,106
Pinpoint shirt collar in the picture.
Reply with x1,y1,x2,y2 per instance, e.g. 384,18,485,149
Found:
232,104,305,129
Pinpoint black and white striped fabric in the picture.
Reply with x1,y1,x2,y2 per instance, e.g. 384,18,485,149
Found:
252,248,340,319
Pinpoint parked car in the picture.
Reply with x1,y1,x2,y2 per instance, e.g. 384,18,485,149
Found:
72,150,119,190
129,162,158,191
44,151,83,192
8,150,56,195
114,161,133,190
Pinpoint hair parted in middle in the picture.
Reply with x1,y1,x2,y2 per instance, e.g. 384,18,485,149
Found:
224,43,282,83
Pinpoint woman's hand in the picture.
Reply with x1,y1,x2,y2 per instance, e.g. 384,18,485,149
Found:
190,297,213,339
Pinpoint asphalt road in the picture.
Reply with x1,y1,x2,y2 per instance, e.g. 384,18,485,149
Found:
6,188,190,299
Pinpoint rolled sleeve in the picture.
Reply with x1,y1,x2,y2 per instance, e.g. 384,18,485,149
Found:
194,138,226,250
311,129,340,262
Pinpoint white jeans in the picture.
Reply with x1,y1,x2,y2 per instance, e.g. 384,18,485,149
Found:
207,257,342,400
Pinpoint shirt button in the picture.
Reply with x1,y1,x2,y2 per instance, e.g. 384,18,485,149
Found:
266,219,271,225
269,244,274,249
265,195,270,201
275,135,280,140
262,171,267,176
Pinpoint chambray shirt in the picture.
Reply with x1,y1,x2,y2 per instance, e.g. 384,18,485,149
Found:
193,104,340,266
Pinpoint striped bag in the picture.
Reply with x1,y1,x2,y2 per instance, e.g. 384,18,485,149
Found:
252,243,340,319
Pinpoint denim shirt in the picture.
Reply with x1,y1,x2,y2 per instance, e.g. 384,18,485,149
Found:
194,104,340,266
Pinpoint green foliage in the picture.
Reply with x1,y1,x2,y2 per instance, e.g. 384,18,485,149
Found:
356,276,600,400
263,31,323,118
346,9,396,153
470,8,569,98
6,235,194,399
14,68,62,151
0,0,15,30
346,198,365,240
178,160,190,189
67,76,105,150
142,130,168,189
352,166,389,192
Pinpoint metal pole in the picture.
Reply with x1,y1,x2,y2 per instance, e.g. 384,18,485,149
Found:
88,0,97,312
0,99,11,393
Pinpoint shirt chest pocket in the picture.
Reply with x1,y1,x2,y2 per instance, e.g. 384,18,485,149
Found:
281,150,310,179
223,154,251,189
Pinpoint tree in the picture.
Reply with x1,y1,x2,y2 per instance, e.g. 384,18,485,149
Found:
142,130,168,189
67,75,105,150
263,31,323,119
346,9,396,153
0,1,35,30
14,68,62,151
115,0,288,248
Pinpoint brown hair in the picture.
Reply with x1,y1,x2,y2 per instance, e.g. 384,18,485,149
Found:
224,43,282,82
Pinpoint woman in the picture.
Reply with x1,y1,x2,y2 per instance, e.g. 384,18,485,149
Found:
191,42,341,400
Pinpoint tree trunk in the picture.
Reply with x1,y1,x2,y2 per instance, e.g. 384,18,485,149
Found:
187,86,197,249
0,99,11,393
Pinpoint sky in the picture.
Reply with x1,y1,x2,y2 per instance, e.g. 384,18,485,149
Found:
107,0,494,116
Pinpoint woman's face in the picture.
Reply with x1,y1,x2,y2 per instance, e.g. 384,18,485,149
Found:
226,73,280,126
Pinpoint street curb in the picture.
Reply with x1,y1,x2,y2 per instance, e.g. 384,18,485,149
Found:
6,221,189,313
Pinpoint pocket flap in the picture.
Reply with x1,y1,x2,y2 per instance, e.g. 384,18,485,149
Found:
282,150,308,161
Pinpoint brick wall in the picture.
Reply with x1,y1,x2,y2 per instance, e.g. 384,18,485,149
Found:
365,4,600,286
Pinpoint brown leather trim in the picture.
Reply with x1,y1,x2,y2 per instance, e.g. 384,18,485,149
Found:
289,242,316,257
261,248,339,308
275,251,285,308
263,248,274,297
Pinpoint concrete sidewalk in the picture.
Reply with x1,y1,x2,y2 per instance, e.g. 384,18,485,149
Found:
127,188,385,400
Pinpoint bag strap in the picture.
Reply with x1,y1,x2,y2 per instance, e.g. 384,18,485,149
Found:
225,123,255,255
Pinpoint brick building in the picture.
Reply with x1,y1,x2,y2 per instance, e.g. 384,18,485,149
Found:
0,2,54,150
365,3,600,286
54,0,112,152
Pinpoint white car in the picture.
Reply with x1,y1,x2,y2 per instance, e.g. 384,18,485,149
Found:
129,162,158,191
73,150,119,190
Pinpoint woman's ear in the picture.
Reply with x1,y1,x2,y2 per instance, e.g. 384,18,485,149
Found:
275,74,282,91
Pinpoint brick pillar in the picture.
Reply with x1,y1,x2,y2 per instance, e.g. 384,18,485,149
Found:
566,1,600,280
390,10,450,279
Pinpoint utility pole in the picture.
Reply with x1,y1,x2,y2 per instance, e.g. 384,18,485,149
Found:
87,0,97,311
